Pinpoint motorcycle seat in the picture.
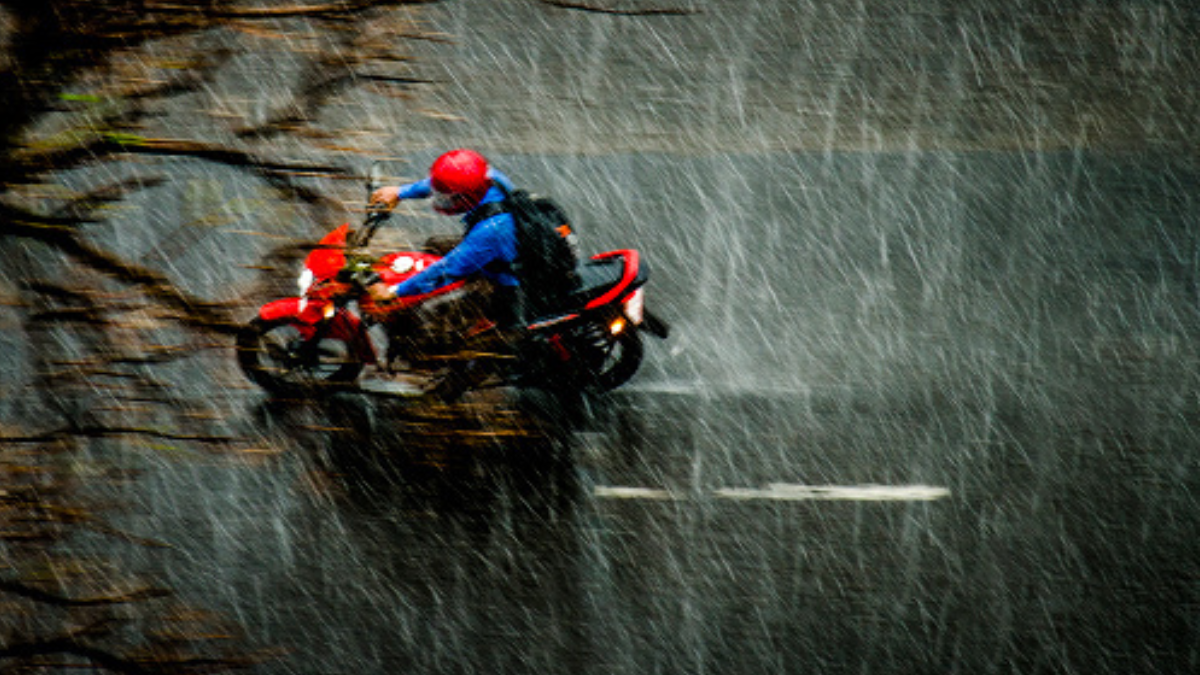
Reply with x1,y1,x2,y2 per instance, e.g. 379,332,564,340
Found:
568,254,647,306
525,253,648,325
574,257,625,298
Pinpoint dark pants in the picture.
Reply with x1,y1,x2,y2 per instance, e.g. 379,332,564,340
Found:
488,284,524,332
433,285,526,400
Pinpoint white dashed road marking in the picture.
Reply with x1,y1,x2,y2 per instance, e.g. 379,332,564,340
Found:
595,483,950,502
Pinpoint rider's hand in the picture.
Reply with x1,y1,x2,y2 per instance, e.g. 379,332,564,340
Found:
370,186,401,209
367,282,396,304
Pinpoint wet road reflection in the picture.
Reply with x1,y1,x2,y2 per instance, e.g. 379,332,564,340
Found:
100,366,1198,674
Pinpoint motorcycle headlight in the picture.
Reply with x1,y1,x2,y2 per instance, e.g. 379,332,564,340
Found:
297,268,314,296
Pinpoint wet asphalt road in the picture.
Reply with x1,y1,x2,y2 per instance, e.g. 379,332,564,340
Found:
89,148,1200,674
4,0,1200,672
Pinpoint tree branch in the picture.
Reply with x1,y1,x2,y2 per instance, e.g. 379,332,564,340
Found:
0,421,240,445
51,176,169,223
536,0,700,16
149,0,439,20
125,138,348,175
0,637,251,675
0,579,171,607
1,202,241,335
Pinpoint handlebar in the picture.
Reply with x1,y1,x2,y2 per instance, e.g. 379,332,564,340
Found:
367,160,385,199
336,264,381,289
349,203,391,248
350,161,393,248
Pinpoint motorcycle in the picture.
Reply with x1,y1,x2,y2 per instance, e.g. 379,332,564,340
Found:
235,172,670,401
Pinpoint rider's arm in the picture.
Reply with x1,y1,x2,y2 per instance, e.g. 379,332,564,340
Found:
389,215,516,297
371,178,431,207
396,178,433,200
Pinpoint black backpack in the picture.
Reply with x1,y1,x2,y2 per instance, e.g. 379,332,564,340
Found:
466,190,580,315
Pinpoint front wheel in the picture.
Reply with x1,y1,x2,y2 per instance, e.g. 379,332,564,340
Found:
236,318,364,395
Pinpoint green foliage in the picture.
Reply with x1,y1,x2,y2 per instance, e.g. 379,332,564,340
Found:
102,131,147,146
57,92,102,103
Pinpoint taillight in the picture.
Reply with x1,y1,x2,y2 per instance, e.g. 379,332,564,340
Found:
622,288,645,324
609,316,627,336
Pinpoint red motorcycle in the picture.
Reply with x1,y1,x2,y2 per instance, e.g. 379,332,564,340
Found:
236,192,669,400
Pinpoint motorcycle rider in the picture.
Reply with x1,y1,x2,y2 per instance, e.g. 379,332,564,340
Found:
367,148,520,325
367,148,526,396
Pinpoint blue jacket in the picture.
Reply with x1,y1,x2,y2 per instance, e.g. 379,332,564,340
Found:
389,170,518,297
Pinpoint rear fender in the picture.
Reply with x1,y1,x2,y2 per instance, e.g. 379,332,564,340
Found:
585,249,640,310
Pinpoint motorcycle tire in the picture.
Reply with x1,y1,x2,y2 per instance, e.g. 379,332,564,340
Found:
236,317,364,395
588,329,644,392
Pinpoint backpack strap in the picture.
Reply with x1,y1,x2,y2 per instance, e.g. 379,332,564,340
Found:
462,199,510,232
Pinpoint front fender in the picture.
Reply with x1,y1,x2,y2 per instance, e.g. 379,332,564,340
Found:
260,297,338,324
257,298,375,362
261,297,306,322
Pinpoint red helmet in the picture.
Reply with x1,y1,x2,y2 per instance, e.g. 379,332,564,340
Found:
429,149,491,215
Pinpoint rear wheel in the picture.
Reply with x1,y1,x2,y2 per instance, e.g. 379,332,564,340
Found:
585,327,643,392
236,318,364,395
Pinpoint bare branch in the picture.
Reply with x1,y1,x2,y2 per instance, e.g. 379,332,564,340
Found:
51,176,169,223
0,579,172,607
11,134,347,213
2,202,240,334
148,0,440,20
124,138,348,175
536,0,700,16
0,634,257,675
235,69,437,140
60,424,241,444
